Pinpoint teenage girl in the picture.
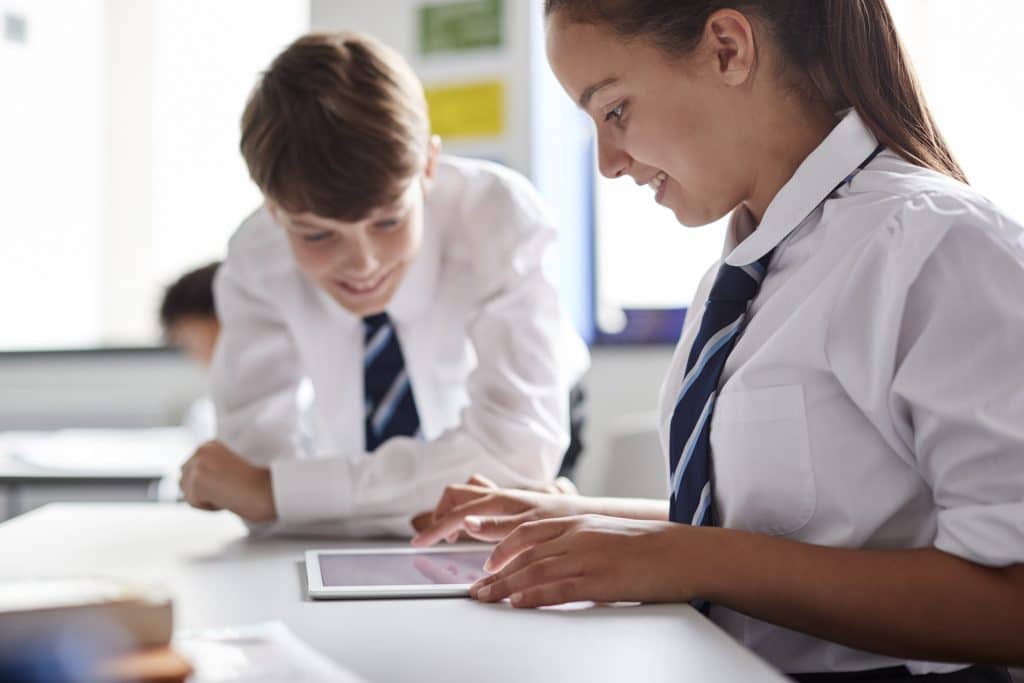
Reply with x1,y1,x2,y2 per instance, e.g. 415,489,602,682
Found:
414,1,1024,680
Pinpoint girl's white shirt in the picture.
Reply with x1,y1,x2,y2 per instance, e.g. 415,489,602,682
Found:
212,156,589,538
658,109,1024,675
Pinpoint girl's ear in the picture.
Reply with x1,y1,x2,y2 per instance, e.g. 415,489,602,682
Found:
705,9,757,87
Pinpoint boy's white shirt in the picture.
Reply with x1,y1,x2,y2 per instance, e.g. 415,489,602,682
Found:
658,110,1024,674
212,156,589,538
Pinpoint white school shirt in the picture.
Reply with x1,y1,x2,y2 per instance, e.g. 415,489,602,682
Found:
657,110,1024,675
212,156,589,538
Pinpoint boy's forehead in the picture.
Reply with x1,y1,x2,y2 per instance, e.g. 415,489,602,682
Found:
277,178,418,226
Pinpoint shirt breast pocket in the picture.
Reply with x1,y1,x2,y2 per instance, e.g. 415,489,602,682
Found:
710,384,816,536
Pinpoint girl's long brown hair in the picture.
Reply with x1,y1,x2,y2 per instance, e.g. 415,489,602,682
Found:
545,0,967,184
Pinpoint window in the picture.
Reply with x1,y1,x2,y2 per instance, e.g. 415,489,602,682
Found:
0,0,308,350
592,0,1024,344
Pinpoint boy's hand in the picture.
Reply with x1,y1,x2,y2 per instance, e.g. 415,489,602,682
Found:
180,441,277,523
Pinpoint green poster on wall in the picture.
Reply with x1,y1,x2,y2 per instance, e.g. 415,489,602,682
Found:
418,0,504,55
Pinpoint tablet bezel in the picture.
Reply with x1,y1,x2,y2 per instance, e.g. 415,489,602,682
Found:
305,546,493,600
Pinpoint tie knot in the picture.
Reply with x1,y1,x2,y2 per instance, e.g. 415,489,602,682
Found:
708,251,773,303
363,312,390,338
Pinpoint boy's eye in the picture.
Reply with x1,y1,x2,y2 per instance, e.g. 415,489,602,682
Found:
373,218,401,230
604,103,625,123
301,231,333,243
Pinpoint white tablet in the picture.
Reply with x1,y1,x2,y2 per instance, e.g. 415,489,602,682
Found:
305,546,493,599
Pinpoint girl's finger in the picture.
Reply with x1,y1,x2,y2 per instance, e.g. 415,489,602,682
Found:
412,494,510,547
431,484,491,522
462,510,533,542
466,473,498,489
473,553,575,602
508,577,587,609
485,517,574,572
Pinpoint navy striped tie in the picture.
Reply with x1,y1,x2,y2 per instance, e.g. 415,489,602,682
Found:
668,250,773,526
668,145,885,526
363,313,420,452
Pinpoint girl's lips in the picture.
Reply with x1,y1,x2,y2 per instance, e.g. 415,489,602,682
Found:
655,178,668,204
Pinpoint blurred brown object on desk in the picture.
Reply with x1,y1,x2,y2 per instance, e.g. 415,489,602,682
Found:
96,645,193,683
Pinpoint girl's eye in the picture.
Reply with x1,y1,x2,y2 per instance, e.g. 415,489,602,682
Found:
604,103,625,123
374,218,401,230
301,231,333,243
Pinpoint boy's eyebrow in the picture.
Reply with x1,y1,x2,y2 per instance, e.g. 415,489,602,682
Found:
289,216,331,230
578,77,619,110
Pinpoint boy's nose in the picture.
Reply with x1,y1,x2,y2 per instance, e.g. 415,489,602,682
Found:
340,245,381,278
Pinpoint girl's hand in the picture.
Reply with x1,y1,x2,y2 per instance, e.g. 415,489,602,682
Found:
410,476,589,547
470,514,706,608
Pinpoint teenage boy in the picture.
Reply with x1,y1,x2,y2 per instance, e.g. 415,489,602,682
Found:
178,32,588,536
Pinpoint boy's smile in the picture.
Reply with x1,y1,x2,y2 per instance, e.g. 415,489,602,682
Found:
334,262,400,299
268,177,429,317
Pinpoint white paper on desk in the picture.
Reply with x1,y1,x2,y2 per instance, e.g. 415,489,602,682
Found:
2,428,194,475
175,621,367,683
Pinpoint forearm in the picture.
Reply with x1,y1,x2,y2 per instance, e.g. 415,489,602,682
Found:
696,527,1024,664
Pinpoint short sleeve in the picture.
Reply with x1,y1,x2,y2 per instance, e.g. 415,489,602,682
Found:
891,204,1024,567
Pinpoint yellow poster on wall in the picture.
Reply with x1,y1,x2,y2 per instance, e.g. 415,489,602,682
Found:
424,80,505,140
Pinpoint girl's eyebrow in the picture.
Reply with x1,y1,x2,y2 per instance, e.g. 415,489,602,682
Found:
578,77,619,109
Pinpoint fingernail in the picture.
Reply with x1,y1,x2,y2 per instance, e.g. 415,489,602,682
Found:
510,592,523,605
477,585,491,599
465,516,482,531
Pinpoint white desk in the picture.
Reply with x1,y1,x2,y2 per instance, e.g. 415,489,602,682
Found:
0,503,788,682
0,428,192,519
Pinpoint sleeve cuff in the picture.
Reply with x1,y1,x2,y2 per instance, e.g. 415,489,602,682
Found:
270,456,354,525
934,503,1024,567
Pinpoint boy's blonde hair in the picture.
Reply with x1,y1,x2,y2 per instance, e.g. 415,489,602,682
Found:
240,32,430,221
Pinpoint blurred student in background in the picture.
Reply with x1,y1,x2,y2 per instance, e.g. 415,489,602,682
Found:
159,262,221,442
160,261,221,369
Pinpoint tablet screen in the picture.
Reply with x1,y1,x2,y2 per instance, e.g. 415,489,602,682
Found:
318,550,491,587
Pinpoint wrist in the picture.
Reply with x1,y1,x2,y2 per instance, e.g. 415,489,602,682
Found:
250,466,278,523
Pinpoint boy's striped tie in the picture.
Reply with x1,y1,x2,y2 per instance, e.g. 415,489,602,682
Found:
667,250,773,526
363,313,421,452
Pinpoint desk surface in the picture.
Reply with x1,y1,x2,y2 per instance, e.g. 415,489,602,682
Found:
0,503,787,683
0,452,166,483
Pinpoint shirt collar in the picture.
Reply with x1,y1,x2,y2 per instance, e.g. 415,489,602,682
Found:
378,190,442,324
724,109,879,267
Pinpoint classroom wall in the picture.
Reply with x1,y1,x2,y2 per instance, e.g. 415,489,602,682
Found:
0,350,205,430
311,0,536,175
